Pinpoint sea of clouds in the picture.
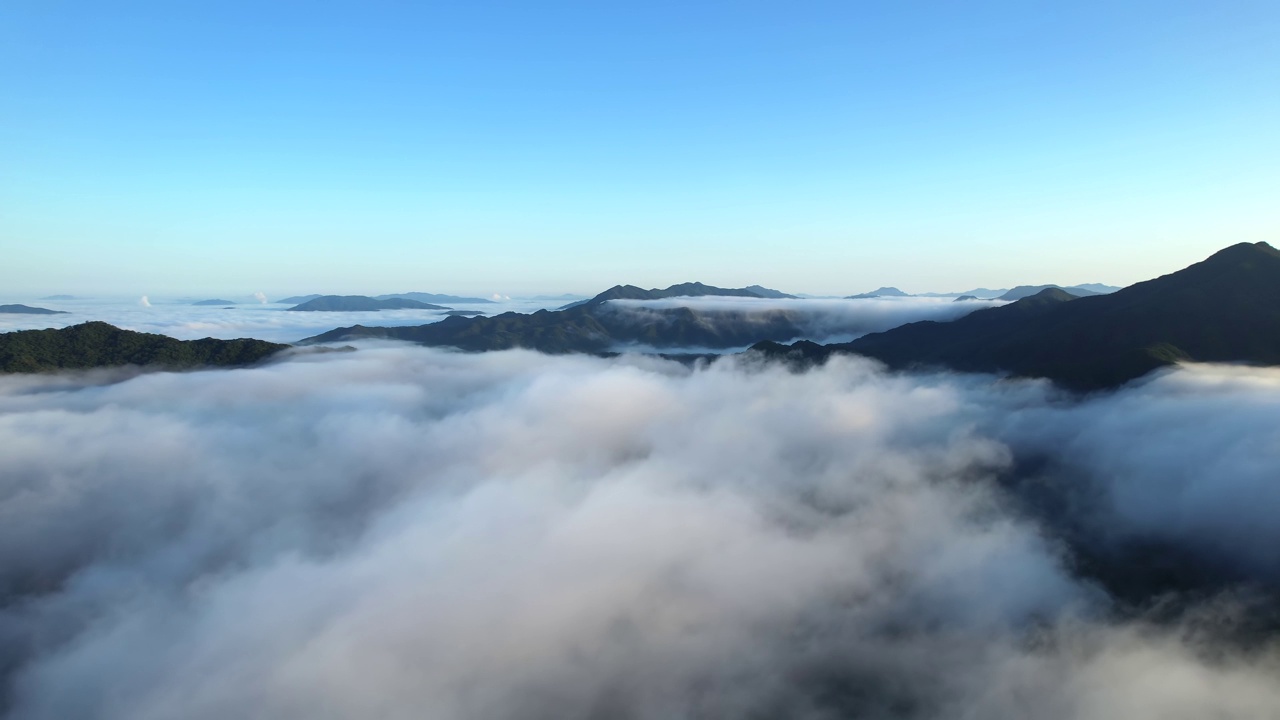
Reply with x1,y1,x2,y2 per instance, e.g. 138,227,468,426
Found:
1,345,1278,719
0,296,554,343
598,295,1007,349
1,295,1003,347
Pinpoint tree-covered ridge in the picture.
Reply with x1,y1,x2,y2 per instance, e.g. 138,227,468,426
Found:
304,287,807,353
0,304,68,315
755,242,1280,390
0,322,288,373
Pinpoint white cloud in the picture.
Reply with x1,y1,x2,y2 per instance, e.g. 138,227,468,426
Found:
604,295,1004,344
0,350,1277,718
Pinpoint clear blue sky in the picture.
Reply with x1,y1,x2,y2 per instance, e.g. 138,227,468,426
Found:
2,1,1277,296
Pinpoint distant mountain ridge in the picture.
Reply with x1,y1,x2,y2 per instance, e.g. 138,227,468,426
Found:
278,292,495,305
1070,283,1121,294
305,282,805,352
193,299,237,306
376,292,495,304
859,284,1119,300
846,287,909,299
0,322,287,373
917,288,1008,299
752,242,1280,390
997,285,1098,301
277,294,324,304
742,285,796,299
0,304,67,315
559,282,796,310
299,244,1280,388
287,296,451,312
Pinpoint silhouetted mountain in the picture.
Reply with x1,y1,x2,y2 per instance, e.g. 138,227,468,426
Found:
997,285,1096,301
558,282,796,310
920,284,1118,299
743,285,797,299
1070,283,1122,294
444,310,486,317
0,304,67,315
193,299,237,306
304,282,810,352
277,294,324,304
918,288,1007,299
287,296,450,312
376,292,495,304
846,287,909,299
953,295,979,302
752,242,1280,390
0,322,287,373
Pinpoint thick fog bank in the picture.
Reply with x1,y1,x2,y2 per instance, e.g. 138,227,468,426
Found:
0,348,1277,719
0,297,559,343
604,296,1005,346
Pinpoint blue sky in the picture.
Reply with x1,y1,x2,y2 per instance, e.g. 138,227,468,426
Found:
1,1,1277,296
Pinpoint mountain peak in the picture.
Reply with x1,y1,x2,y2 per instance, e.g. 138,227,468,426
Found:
1017,287,1080,304
846,287,909,299
743,284,795,299
572,282,797,309
1203,241,1280,264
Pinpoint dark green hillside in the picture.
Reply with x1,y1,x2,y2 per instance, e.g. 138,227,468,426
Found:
0,322,288,373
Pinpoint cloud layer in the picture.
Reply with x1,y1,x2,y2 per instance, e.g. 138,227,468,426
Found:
2,296,1003,348
0,348,1278,719
604,296,1005,346
0,297,555,343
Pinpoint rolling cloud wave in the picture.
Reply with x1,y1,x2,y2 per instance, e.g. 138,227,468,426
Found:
0,348,1278,718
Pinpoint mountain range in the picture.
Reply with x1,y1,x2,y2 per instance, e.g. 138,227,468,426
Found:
277,292,494,305
287,296,451,312
375,292,495,304
193,299,237,306
0,322,287,373
855,284,1119,300
304,283,807,352
6,244,1276,386
916,288,1008,299
752,242,1280,390
557,282,796,310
